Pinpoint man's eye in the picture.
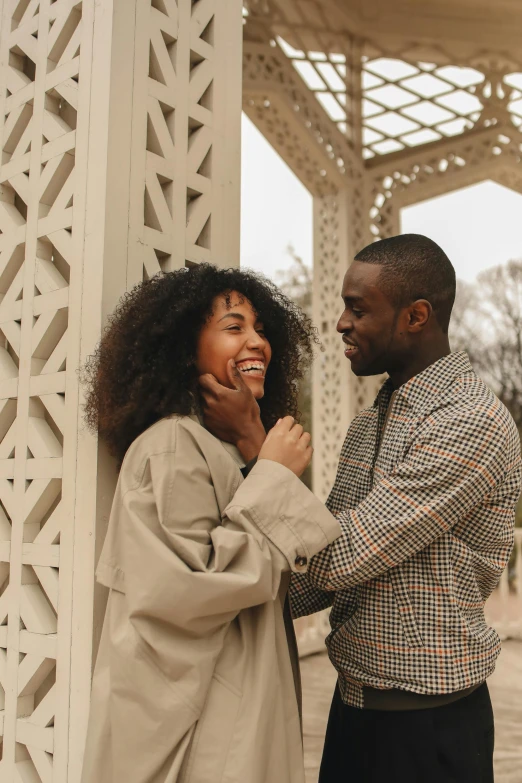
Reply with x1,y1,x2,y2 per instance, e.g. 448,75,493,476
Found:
352,310,363,318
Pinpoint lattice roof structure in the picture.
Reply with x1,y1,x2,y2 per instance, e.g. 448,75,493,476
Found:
244,0,522,179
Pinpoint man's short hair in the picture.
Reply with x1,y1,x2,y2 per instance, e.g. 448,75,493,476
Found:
354,234,456,332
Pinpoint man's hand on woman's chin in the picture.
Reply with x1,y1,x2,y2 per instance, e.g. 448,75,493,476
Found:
199,359,266,462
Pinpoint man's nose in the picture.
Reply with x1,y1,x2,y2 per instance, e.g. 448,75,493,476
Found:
337,313,352,333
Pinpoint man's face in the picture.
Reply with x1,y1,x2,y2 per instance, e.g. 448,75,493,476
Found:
337,261,406,377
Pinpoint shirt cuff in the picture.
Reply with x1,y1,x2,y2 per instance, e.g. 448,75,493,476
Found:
240,456,258,478
225,458,341,573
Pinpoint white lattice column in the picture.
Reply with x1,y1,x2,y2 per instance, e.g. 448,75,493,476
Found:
0,1,243,781
303,184,383,658
300,190,366,656
370,181,401,240
312,192,350,502
312,184,384,502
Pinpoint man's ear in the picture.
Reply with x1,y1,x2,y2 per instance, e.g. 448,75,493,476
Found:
408,299,432,332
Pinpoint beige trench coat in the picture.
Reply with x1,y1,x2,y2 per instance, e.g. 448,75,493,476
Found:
81,415,340,783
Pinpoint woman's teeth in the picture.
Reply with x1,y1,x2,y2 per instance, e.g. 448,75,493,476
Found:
237,362,265,376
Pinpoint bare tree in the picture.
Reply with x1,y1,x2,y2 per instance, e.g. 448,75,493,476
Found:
275,244,313,317
449,279,481,355
451,261,522,434
451,262,522,530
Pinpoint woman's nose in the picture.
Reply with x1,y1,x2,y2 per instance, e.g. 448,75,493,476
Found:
246,329,265,349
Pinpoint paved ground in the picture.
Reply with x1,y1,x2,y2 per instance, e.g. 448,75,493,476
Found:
301,640,522,783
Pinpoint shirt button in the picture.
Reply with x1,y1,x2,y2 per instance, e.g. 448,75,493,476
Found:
295,555,308,569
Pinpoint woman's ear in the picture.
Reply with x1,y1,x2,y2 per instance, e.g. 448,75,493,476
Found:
408,299,432,332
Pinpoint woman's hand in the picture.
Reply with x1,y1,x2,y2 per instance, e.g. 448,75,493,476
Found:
258,416,312,477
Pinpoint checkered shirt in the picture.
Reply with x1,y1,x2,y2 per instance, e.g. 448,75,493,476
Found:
290,352,521,708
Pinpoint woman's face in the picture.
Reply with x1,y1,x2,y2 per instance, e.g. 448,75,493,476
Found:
196,291,272,400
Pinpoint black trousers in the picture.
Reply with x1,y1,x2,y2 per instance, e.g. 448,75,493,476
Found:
319,683,495,783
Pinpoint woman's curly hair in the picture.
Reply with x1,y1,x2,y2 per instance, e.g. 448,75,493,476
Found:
82,264,318,463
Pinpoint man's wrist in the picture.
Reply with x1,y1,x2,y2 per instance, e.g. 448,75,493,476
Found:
236,423,266,462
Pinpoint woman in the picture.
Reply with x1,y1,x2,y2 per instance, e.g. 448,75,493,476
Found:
80,264,340,783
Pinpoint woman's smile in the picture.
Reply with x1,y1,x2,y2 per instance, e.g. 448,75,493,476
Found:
236,357,266,378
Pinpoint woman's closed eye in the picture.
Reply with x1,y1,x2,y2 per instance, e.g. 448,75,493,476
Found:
225,324,266,336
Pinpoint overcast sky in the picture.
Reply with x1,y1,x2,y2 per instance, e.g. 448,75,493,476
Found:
240,114,522,283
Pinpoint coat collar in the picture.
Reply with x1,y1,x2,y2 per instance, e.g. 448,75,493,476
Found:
219,440,246,469
189,414,246,469
374,351,473,415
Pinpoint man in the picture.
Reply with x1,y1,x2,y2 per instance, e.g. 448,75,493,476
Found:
200,234,521,783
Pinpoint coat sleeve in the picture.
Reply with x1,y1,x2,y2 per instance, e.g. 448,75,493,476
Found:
122,421,341,647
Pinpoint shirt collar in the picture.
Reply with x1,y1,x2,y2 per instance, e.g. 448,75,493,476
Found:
374,351,473,414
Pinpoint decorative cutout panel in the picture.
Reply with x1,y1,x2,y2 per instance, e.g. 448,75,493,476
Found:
311,189,375,502
276,34,356,143
505,72,522,127
312,195,346,502
243,40,358,196
369,125,522,241
362,56,483,157
362,47,522,159
0,0,85,778
128,0,240,284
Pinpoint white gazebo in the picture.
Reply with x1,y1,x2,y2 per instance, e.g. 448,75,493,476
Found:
0,0,521,779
